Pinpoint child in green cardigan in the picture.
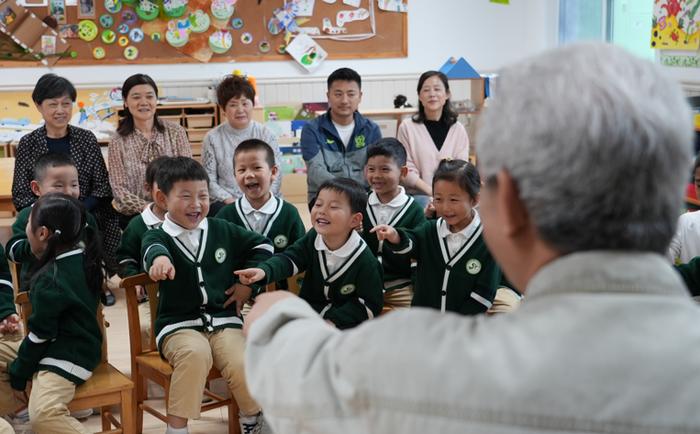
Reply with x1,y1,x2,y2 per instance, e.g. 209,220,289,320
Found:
216,139,305,290
5,153,99,294
372,159,501,315
362,138,426,309
6,193,114,433
142,157,272,434
116,156,170,279
236,177,384,329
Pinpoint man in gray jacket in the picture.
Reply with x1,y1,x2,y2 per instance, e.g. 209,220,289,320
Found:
243,43,700,434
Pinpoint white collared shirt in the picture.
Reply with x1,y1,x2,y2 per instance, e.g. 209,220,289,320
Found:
162,214,209,256
314,230,363,275
240,195,278,234
141,202,164,229
437,210,481,258
367,187,410,225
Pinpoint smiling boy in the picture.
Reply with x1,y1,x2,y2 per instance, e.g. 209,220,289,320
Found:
362,138,426,309
237,177,383,329
141,156,272,434
216,139,305,289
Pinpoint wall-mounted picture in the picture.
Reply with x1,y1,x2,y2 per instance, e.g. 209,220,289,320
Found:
77,0,94,17
48,0,66,23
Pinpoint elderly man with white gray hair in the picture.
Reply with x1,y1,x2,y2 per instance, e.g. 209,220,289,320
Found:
242,43,700,434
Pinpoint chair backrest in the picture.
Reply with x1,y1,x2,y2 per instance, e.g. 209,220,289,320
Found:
121,273,160,356
8,259,109,362
287,272,304,295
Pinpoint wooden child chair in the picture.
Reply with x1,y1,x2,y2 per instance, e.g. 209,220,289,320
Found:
8,261,136,434
120,273,240,434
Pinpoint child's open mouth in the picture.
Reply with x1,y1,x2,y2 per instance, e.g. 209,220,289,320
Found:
315,218,330,227
186,212,201,224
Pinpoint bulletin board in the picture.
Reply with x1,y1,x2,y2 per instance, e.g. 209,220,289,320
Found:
0,0,407,67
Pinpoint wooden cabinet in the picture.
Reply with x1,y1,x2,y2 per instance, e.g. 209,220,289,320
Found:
118,102,220,159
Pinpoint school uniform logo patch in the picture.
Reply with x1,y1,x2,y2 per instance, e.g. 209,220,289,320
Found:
354,134,366,148
214,248,227,263
273,235,288,249
466,259,481,275
340,284,356,295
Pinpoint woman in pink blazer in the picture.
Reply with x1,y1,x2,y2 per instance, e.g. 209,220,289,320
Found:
397,71,470,207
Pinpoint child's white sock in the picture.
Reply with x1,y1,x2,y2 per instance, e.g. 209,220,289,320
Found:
165,425,189,434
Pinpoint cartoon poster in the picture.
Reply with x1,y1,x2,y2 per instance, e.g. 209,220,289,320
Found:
651,0,700,50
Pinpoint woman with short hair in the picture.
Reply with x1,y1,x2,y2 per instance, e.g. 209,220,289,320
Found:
202,74,282,216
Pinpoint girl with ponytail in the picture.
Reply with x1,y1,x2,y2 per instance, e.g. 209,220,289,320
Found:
4,192,116,433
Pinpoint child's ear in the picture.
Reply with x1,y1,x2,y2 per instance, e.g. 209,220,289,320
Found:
400,165,409,180
471,192,480,207
350,212,363,229
37,226,50,241
270,165,279,181
154,189,168,209
30,180,41,197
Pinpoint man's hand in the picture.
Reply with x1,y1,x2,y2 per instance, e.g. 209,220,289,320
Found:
0,314,21,334
370,225,400,244
224,283,253,315
234,268,266,286
149,256,175,281
243,291,296,336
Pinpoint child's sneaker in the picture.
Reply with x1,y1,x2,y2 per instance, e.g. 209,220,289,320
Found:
239,411,264,434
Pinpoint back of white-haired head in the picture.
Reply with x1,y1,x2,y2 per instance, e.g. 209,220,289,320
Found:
477,42,694,254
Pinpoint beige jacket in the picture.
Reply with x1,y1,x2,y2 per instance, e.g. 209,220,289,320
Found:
246,251,700,434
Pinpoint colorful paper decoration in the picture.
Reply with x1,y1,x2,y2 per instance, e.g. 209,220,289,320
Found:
336,7,368,27
208,29,231,53
100,28,115,42
78,19,98,41
189,9,209,33
377,0,406,12
286,33,326,72
651,0,700,50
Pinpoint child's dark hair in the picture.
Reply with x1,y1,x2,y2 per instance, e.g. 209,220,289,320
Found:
217,75,256,108
366,138,407,167
32,74,77,105
33,152,76,181
234,139,275,168
144,156,172,192
28,193,116,297
412,70,457,126
317,177,367,214
327,67,362,90
118,73,165,137
433,159,481,199
155,156,209,195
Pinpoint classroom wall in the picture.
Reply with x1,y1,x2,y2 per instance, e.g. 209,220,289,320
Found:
0,0,560,90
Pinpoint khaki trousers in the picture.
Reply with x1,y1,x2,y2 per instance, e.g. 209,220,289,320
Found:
162,328,259,420
0,333,22,416
0,416,13,434
383,284,413,310
29,370,89,434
